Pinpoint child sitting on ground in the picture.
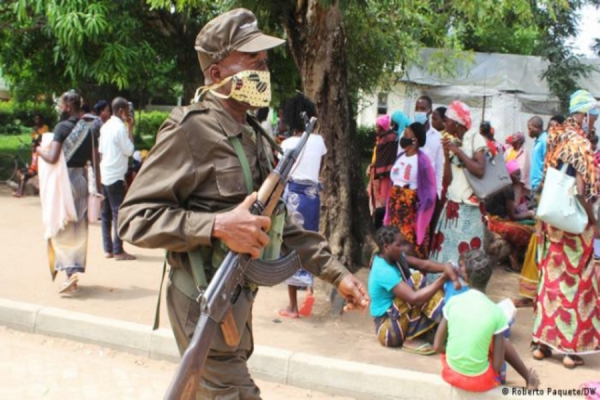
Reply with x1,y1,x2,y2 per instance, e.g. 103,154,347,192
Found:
433,249,539,392
368,226,459,355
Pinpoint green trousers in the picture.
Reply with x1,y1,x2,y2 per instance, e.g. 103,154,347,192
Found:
166,280,261,400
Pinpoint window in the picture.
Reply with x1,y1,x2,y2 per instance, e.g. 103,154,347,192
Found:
377,92,388,115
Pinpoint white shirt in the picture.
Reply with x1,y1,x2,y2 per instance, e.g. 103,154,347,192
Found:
421,126,444,198
391,153,418,189
99,116,134,186
280,133,327,183
447,130,487,204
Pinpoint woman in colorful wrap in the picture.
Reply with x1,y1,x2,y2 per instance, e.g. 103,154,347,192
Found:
532,89,600,368
278,94,327,318
368,226,460,354
504,132,531,192
429,101,487,280
484,160,535,272
384,122,437,258
367,114,398,229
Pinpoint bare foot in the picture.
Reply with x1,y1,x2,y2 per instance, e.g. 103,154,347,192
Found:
278,308,299,319
526,368,540,389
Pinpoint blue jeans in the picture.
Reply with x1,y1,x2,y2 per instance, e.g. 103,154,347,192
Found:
101,180,126,255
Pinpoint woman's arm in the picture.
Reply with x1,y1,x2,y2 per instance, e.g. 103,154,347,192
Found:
491,333,506,374
391,275,445,307
455,148,486,178
433,317,448,354
404,255,460,286
442,140,453,188
576,172,596,227
36,141,62,165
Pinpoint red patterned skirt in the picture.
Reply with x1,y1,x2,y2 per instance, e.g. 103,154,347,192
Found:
387,186,429,259
532,224,600,354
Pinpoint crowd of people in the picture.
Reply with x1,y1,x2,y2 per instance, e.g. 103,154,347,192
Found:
366,91,600,391
30,92,143,293
8,7,600,396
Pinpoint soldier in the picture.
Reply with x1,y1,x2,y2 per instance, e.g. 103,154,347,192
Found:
117,8,369,399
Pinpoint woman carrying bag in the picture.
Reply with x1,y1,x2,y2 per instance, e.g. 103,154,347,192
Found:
429,101,487,281
531,90,600,368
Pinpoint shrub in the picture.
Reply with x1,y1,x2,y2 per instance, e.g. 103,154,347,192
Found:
135,110,170,148
355,124,376,159
0,100,56,134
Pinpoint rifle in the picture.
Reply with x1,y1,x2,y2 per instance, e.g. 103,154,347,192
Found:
164,112,317,400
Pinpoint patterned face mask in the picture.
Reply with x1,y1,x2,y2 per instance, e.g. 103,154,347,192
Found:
193,70,271,108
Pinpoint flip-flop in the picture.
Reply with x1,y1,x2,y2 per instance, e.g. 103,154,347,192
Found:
402,340,436,356
59,275,79,294
563,355,584,369
298,294,315,317
278,309,299,319
114,253,136,261
512,297,534,308
504,265,521,274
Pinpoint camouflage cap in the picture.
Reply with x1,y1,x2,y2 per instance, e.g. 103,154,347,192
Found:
195,8,285,71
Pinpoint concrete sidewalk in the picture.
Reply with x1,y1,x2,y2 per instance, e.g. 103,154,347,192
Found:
1,298,583,400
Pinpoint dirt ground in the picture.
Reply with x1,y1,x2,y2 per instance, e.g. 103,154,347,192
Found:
0,185,598,391
0,326,352,399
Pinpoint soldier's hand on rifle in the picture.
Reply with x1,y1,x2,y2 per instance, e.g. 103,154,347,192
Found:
338,274,370,312
212,192,272,259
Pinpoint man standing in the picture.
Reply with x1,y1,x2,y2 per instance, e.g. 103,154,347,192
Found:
117,8,369,399
527,116,546,193
414,95,443,198
99,97,136,261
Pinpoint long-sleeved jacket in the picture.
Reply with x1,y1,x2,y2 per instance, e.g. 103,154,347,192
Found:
117,94,349,287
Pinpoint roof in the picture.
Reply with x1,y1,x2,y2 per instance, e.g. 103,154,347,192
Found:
401,48,600,98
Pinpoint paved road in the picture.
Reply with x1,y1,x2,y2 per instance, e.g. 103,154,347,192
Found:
0,327,352,400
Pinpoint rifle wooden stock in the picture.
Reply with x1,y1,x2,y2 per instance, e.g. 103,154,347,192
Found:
163,114,316,400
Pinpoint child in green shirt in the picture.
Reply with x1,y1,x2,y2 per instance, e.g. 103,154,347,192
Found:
433,249,539,391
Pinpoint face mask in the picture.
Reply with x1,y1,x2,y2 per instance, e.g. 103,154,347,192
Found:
193,70,271,108
399,137,413,149
414,112,428,125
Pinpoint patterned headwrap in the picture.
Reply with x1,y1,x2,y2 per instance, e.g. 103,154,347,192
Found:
391,110,411,136
376,114,391,132
569,90,600,115
507,131,525,145
446,101,472,130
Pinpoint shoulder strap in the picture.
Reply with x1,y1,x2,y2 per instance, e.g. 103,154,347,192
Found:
229,136,253,194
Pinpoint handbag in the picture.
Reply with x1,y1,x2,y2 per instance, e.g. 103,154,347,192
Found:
463,134,511,200
536,163,588,234
87,128,104,223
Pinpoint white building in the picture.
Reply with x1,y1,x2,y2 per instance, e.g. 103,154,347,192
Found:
357,49,600,146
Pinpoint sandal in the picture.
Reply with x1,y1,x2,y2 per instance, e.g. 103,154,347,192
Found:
59,275,79,294
563,355,584,369
532,344,552,360
278,309,299,319
114,252,136,261
512,297,534,308
298,294,315,317
402,340,436,356
105,253,114,259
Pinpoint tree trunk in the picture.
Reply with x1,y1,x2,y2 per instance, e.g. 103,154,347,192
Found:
285,0,371,272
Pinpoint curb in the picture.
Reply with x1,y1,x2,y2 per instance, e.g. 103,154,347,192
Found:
0,298,571,400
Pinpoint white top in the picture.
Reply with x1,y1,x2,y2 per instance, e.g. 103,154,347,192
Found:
391,153,418,189
280,133,327,183
99,116,134,186
421,127,444,198
447,130,487,204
